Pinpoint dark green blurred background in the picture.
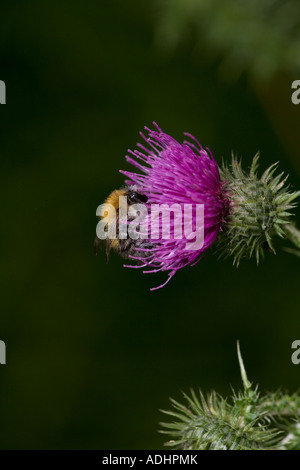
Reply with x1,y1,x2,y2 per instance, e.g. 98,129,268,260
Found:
0,0,299,449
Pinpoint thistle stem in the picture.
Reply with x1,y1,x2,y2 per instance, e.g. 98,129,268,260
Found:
284,224,300,251
262,403,300,417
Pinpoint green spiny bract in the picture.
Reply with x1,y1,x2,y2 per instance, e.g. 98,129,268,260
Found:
160,391,279,450
219,154,300,266
160,344,300,450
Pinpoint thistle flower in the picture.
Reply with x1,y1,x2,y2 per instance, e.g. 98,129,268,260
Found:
120,123,230,289
97,123,300,289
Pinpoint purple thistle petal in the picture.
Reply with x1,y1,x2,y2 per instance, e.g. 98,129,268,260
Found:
120,123,230,289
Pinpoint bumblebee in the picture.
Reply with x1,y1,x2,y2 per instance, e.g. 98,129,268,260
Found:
94,185,152,261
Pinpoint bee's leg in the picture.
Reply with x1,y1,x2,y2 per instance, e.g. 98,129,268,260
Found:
106,239,112,263
94,237,98,255
94,236,102,256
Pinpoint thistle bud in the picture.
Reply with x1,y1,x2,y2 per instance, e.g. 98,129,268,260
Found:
219,154,300,265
